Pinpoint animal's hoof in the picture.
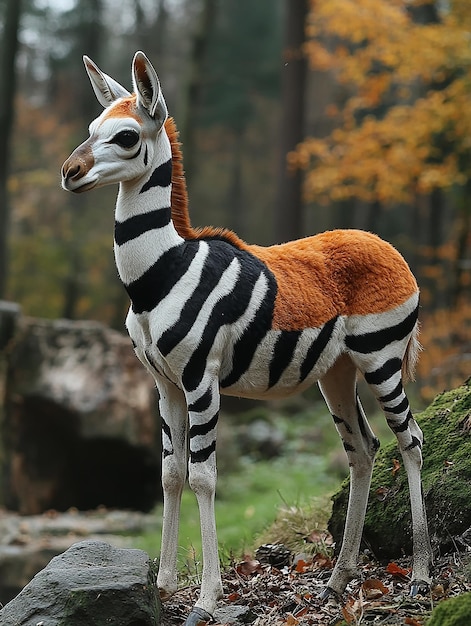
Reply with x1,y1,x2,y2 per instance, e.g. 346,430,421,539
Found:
159,588,174,602
183,606,213,626
318,586,341,602
410,579,430,597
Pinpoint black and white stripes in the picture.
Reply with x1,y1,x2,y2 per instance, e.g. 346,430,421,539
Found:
62,52,432,620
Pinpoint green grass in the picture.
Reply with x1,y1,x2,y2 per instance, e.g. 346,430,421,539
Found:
137,392,405,571
138,451,340,565
138,401,344,564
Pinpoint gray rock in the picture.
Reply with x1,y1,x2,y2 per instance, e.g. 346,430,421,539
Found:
213,604,256,625
0,301,21,351
0,539,161,626
2,316,161,513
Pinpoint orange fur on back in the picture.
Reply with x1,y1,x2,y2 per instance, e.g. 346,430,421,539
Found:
165,118,418,331
250,231,418,330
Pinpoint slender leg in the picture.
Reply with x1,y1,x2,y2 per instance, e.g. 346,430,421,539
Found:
319,354,380,595
363,359,432,590
184,380,223,624
155,379,188,601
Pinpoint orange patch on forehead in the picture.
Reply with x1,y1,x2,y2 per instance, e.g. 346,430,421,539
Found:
100,95,142,123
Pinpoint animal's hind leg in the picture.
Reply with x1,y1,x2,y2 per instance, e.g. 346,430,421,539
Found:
361,354,432,591
319,354,380,596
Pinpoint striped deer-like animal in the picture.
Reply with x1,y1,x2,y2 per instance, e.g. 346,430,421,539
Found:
61,52,432,625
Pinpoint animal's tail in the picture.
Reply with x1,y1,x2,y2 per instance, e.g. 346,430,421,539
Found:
402,320,422,383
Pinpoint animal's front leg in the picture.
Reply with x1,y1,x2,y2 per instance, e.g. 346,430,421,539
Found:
156,379,188,601
184,380,223,624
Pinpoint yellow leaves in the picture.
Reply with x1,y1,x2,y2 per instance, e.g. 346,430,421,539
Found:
361,74,392,108
297,81,471,204
303,40,335,72
300,0,471,206
307,0,471,88
308,0,409,46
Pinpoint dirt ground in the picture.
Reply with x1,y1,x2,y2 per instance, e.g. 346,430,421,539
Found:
161,549,471,626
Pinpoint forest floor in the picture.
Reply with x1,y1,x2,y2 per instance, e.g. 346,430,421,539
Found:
161,548,471,626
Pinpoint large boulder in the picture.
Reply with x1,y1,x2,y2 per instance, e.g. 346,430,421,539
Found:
0,539,161,626
1,316,161,513
0,300,21,351
329,380,471,558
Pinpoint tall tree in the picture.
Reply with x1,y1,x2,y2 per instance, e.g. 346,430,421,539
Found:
192,0,282,237
179,0,217,190
275,0,308,243
0,0,22,298
53,0,105,319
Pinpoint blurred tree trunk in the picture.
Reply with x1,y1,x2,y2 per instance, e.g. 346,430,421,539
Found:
179,0,217,197
227,129,245,237
428,187,447,308
61,0,104,319
0,0,22,299
452,181,471,305
134,0,168,61
77,0,104,120
274,0,308,243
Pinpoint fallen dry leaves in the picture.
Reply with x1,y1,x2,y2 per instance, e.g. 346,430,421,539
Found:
161,550,471,626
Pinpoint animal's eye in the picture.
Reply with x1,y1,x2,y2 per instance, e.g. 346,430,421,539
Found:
111,130,139,148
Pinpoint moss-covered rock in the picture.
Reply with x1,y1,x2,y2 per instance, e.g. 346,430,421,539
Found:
426,593,471,626
329,380,471,558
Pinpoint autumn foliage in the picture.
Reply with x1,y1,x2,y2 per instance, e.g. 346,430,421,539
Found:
296,0,471,204
294,0,471,401
4,0,471,402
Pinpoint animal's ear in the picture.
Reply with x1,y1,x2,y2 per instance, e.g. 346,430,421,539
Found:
83,56,131,108
132,51,168,127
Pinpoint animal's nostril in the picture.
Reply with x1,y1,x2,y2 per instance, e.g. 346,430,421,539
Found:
62,159,84,181
66,163,81,180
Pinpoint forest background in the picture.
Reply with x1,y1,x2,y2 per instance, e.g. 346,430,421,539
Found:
0,0,471,403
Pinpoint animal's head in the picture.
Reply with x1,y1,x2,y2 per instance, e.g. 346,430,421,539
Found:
61,51,168,193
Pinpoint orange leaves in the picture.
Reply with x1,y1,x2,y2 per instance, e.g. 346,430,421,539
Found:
303,40,335,72
385,561,412,580
362,578,390,599
299,0,471,206
284,606,309,626
306,0,471,86
391,459,401,477
294,553,334,574
235,558,263,577
341,579,390,623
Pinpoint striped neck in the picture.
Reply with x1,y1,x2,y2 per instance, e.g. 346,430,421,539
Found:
114,136,184,288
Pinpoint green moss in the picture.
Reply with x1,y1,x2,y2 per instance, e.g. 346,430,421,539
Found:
330,380,471,558
426,593,471,626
